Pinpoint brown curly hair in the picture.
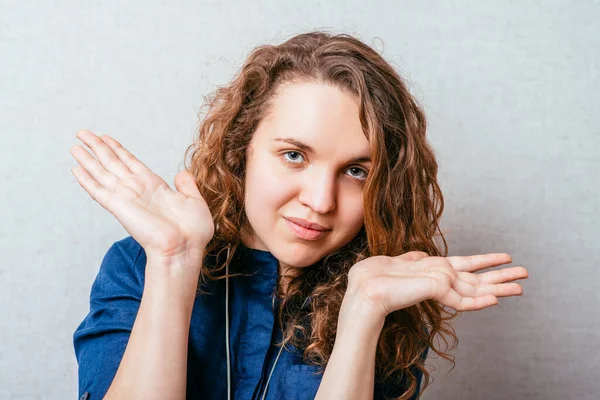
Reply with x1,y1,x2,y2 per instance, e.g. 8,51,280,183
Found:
184,30,459,400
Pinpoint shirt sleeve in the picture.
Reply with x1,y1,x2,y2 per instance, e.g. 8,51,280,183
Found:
72,236,146,400
374,344,429,400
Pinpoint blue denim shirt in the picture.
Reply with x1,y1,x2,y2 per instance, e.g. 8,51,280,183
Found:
73,236,426,399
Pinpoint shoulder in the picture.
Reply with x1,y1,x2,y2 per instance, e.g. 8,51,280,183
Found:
97,236,146,290
111,235,144,258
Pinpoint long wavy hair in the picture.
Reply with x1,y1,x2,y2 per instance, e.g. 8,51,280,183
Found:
184,30,458,400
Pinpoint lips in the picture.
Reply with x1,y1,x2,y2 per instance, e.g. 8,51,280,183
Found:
283,216,330,231
284,218,328,241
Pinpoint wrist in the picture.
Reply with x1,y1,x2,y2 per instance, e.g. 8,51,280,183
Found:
146,244,205,273
338,292,386,339
145,240,207,266
145,255,204,301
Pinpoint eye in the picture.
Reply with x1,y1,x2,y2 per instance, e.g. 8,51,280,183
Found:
346,166,368,181
282,151,305,164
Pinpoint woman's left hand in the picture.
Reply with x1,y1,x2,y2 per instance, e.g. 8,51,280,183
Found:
342,251,529,323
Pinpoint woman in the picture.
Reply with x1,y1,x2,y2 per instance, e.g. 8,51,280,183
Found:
71,31,528,400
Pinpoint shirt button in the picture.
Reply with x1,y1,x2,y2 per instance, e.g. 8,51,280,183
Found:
79,392,90,400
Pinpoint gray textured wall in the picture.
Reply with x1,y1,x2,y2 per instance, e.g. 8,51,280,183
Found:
1,1,598,399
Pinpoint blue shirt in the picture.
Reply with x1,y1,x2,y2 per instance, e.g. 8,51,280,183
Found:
73,236,426,399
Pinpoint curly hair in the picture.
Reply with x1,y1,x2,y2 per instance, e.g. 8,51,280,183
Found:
184,30,459,400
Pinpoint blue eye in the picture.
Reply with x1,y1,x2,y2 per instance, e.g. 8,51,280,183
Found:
282,151,305,164
346,167,368,181
282,151,367,181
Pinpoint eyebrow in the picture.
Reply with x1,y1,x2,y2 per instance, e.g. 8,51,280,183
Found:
273,137,371,163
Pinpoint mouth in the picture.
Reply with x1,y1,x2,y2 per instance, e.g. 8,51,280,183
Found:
283,217,330,241
284,216,329,231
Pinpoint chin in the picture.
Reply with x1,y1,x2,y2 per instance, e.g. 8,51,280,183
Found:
273,241,326,268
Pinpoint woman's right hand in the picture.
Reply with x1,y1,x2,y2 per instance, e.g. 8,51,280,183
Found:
70,130,215,262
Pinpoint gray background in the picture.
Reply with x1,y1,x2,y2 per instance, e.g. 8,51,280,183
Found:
1,1,598,399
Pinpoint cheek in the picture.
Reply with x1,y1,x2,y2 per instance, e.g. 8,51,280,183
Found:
339,190,365,232
245,154,293,216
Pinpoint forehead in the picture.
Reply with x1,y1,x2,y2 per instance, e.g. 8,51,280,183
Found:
253,81,369,155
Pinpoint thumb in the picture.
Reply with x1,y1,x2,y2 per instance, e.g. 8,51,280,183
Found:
397,251,430,262
174,170,202,198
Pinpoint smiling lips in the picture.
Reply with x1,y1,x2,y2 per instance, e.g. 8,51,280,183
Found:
283,217,330,240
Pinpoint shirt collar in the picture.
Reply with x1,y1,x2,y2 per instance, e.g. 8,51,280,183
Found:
234,242,279,277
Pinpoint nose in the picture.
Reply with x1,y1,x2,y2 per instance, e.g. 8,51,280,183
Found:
298,167,337,214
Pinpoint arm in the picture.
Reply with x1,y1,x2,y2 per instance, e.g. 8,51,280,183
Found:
314,294,426,400
104,252,201,399
314,295,384,400
70,130,217,399
315,248,527,399
73,238,203,400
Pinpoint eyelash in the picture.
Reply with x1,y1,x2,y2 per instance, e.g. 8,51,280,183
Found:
281,151,368,181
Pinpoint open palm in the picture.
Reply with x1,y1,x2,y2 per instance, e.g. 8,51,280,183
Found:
347,251,528,320
70,130,214,259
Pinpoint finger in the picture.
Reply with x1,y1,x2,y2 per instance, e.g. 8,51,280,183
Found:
174,170,202,198
457,294,499,312
446,253,512,273
443,289,499,311
70,144,120,190
397,251,429,262
71,166,111,208
76,130,132,178
451,277,478,297
453,277,524,298
99,134,150,174
477,282,523,298
474,266,529,284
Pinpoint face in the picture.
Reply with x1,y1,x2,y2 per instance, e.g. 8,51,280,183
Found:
242,81,370,273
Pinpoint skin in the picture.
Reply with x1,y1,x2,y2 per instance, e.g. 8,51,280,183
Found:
241,81,371,293
317,251,528,399
70,130,214,399
238,82,529,398
70,81,529,399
